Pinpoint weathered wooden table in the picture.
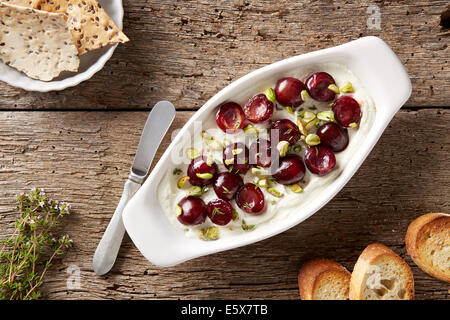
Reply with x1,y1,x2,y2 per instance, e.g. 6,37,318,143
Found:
0,0,449,300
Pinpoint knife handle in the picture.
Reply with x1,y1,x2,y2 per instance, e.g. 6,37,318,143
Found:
93,178,141,276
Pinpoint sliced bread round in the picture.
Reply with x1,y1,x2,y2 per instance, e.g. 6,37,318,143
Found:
349,243,414,300
298,258,351,300
405,213,450,283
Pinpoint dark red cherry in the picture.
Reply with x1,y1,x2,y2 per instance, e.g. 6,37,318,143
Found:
206,199,234,226
187,155,218,186
273,154,306,185
216,102,246,133
177,197,207,225
236,183,265,214
306,72,336,102
316,122,349,152
249,138,272,168
304,146,336,176
223,142,250,175
270,119,300,144
332,96,362,128
213,172,243,200
275,77,307,107
243,94,274,123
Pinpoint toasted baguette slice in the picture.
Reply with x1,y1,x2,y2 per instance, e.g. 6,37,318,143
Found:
298,258,351,300
405,213,450,283
349,243,414,300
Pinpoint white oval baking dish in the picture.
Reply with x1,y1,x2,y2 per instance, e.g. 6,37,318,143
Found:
122,36,412,267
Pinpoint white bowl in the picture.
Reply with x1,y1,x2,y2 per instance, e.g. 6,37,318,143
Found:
0,0,124,92
123,37,412,267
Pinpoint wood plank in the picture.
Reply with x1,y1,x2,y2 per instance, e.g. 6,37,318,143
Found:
0,109,448,299
0,0,448,110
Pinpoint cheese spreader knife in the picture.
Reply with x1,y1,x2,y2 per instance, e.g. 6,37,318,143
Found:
93,101,176,275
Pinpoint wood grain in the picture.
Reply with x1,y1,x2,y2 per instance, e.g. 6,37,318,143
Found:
0,109,448,299
0,0,448,110
0,0,448,301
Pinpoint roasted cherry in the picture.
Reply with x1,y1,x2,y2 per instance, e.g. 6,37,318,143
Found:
304,146,336,176
306,72,337,102
223,142,251,175
206,199,234,226
273,154,306,185
216,102,246,133
213,172,243,200
243,94,274,123
332,96,362,128
187,155,218,186
236,183,265,214
249,138,272,168
316,122,349,152
275,77,307,107
270,119,300,144
177,196,207,225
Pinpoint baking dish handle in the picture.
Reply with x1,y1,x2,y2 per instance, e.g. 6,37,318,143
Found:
345,36,412,117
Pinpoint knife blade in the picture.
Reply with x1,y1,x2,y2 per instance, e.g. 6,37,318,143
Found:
92,101,176,275
131,101,176,178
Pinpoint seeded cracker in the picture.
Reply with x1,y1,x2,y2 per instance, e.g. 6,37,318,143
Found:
0,2,80,81
2,0,34,6
34,0,130,55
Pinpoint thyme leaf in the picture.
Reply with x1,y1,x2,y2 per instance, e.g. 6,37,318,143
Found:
0,188,72,300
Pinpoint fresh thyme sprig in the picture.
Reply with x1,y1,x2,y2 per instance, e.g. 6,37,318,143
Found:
0,188,72,300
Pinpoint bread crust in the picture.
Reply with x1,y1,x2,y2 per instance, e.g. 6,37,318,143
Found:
405,213,450,283
349,243,414,300
298,258,350,300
